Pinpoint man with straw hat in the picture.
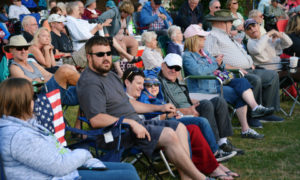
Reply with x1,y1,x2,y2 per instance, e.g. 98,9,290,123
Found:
204,9,282,126
7,35,80,106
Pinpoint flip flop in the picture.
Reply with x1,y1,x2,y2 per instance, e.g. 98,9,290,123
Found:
225,171,240,178
211,174,233,180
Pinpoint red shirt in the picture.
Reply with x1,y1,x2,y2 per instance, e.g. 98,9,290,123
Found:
83,8,101,20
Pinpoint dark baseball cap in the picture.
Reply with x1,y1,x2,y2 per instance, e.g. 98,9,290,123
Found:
244,19,258,30
154,0,162,5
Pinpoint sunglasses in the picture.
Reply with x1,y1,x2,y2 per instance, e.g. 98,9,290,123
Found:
89,51,112,57
15,46,29,51
232,2,238,4
125,68,142,80
145,83,159,88
167,65,181,71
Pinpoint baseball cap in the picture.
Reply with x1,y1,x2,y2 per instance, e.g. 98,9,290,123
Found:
184,24,210,39
163,53,182,68
48,14,66,23
154,0,162,5
244,19,258,30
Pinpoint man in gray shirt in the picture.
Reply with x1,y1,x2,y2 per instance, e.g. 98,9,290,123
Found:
204,9,281,124
76,36,208,179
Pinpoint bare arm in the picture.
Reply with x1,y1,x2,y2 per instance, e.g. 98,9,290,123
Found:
89,113,151,141
129,99,176,114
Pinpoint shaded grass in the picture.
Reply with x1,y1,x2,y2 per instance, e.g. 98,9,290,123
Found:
64,100,300,180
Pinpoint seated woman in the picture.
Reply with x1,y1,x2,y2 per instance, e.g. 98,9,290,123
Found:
141,31,163,70
29,27,57,71
7,35,78,105
167,25,184,56
0,78,140,180
123,67,239,180
182,25,274,139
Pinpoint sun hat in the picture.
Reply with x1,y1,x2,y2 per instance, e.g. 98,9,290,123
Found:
184,24,210,39
4,35,31,52
244,19,258,30
144,68,161,84
48,14,66,23
106,0,116,8
206,9,237,22
163,53,182,68
85,0,95,7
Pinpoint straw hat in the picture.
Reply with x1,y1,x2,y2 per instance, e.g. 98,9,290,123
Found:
4,35,31,52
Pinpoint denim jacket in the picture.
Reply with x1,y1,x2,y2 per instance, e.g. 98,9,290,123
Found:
182,50,224,94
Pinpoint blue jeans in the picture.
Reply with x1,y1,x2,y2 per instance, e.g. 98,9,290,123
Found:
45,76,78,105
78,162,140,180
170,116,219,153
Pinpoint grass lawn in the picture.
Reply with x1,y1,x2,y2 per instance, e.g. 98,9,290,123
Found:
64,99,300,180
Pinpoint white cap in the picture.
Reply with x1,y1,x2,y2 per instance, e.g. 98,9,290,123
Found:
163,53,182,68
48,14,66,23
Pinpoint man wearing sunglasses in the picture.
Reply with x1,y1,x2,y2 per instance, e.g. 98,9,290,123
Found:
203,0,221,31
158,53,244,155
77,36,211,180
7,35,80,106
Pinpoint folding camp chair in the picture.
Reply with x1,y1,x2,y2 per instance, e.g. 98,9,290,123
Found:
276,19,288,32
157,35,170,57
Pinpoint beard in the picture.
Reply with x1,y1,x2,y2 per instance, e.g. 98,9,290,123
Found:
92,58,112,74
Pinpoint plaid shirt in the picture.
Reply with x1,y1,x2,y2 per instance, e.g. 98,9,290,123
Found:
204,27,253,69
148,9,165,31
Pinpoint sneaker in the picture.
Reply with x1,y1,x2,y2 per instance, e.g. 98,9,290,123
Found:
251,105,274,118
215,149,237,162
260,115,284,123
241,128,264,139
220,141,245,155
248,118,263,128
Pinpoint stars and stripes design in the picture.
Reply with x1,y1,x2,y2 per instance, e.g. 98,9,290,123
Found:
34,89,67,146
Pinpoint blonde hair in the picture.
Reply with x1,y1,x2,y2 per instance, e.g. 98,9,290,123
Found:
184,36,200,52
32,27,51,45
286,15,300,35
141,31,157,45
0,78,33,119
119,1,134,15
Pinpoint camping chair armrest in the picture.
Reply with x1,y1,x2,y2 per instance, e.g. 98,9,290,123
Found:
184,75,224,97
227,69,244,77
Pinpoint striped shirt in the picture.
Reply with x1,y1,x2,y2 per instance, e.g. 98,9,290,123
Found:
204,27,253,69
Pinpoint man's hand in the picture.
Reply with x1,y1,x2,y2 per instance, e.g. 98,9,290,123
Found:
190,104,199,117
103,19,112,27
158,13,167,20
215,54,224,66
161,103,176,114
129,120,151,141
239,68,248,75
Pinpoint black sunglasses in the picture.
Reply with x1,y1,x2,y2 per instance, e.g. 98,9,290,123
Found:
232,2,238,4
89,51,112,57
15,46,29,51
145,83,159,88
167,65,181,71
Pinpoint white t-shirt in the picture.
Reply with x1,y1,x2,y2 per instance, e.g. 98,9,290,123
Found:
8,5,30,20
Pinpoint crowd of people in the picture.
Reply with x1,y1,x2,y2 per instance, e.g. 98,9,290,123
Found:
1,0,300,179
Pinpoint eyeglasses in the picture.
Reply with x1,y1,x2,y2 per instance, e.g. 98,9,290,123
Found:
145,83,159,88
214,6,221,9
167,65,181,71
89,51,112,57
15,46,29,51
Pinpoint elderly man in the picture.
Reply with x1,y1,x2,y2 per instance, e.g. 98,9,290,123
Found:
245,19,292,70
158,54,245,152
22,15,38,42
7,35,80,105
204,10,282,125
248,9,267,36
76,36,209,180
175,0,204,31
139,0,173,36
203,0,221,31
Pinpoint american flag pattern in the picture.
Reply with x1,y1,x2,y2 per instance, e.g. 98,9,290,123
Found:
34,89,67,146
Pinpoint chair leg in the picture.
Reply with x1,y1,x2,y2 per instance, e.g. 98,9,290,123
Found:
159,150,176,178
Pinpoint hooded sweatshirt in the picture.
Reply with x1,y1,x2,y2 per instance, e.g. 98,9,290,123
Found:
0,115,92,179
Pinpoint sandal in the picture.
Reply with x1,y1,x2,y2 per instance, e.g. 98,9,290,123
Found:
225,171,240,178
210,174,233,180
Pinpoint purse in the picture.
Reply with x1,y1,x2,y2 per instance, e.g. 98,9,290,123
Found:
213,70,234,85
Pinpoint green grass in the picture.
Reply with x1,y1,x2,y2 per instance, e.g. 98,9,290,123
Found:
64,100,300,180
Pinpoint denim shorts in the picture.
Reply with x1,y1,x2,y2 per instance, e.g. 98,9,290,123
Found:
45,76,78,105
